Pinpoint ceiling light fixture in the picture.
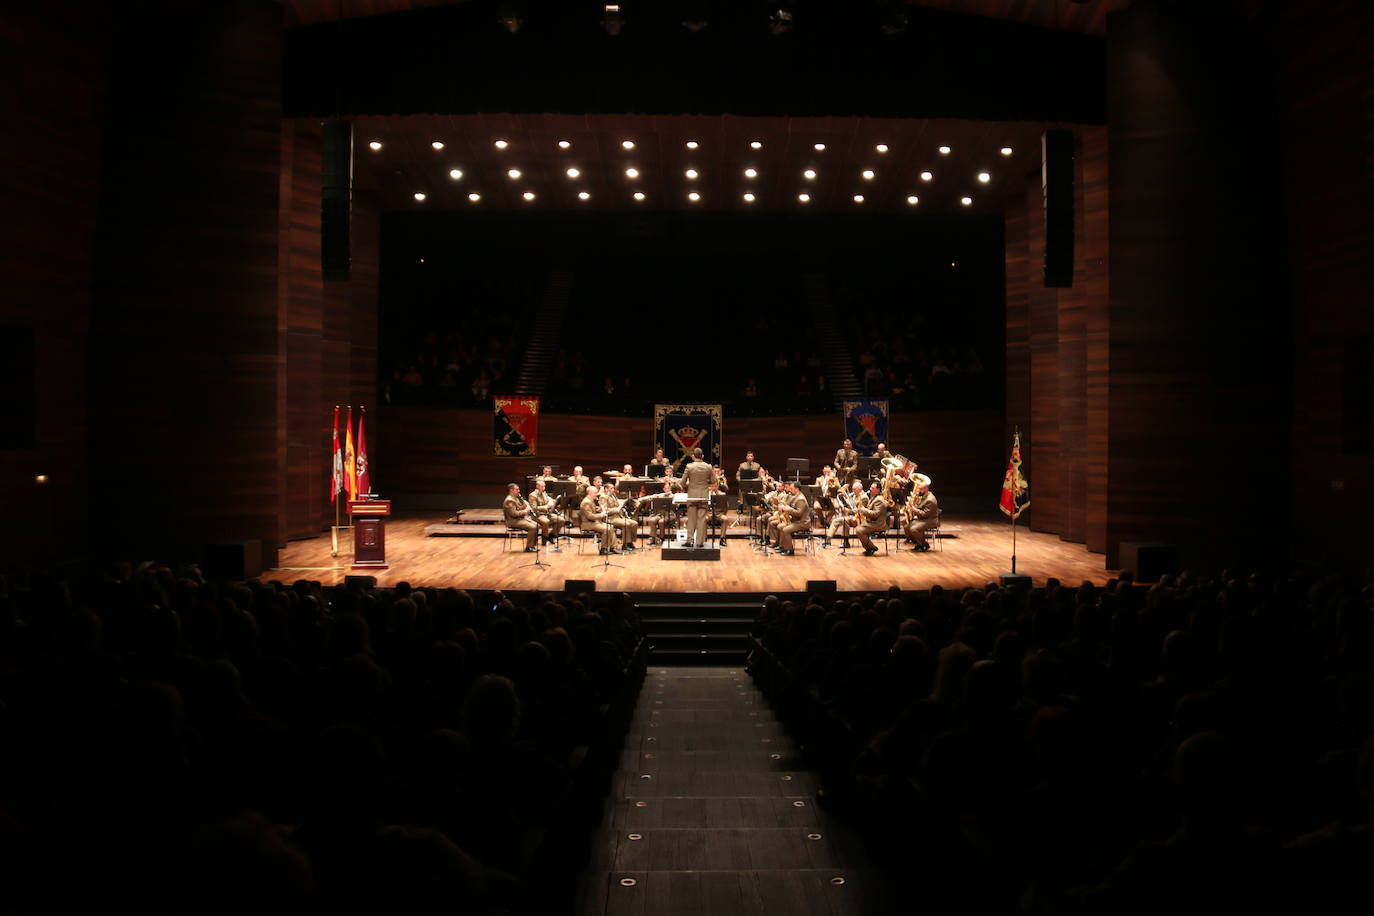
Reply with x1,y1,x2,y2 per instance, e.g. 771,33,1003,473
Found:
449,169,463,180
413,192,426,201
507,168,522,179
625,167,639,178
602,3,624,36
431,140,444,150
920,170,933,181
494,139,508,149
368,140,382,151
977,172,991,183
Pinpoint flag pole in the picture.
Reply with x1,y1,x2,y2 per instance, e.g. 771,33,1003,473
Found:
1011,509,1017,574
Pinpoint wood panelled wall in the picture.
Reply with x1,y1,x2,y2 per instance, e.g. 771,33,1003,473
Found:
1005,126,1109,554
280,121,380,541
1276,1,1374,564
373,408,1005,512
0,2,110,564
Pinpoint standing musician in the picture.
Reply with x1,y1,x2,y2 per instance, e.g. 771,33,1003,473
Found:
855,480,891,556
681,447,714,548
649,448,671,470
580,484,620,554
646,480,679,545
770,481,812,556
736,449,761,513
834,438,859,485
503,483,539,552
600,483,640,552
829,480,868,545
569,466,590,500
903,473,939,552
527,477,565,542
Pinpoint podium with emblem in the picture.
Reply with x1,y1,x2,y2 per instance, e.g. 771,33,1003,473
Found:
349,498,391,569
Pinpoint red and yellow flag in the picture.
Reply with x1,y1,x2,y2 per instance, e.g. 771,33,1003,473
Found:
344,406,357,502
999,430,1030,520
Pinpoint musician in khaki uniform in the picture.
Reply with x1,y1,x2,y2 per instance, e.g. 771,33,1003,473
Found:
834,439,859,485
660,466,683,492
601,484,640,552
568,466,590,500
813,465,840,529
580,485,620,553
646,480,679,545
681,447,714,548
649,448,671,470
755,474,782,541
527,478,564,542
535,465,559,482
503,483,539,551
855,481,891,555
774,482,812,555
829,481,868,543
903,473,939,551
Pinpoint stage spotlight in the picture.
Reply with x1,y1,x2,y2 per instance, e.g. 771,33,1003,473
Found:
494,139,509,149
523,191,536,201
803,169,816,180
906,195,919,205
566,167,580,178
507,168,522,179
496,3,523,32
368,140,382,151
814,142,826,151
853,194,864,203
685,168,699,179
750,140,763,149
449,169,463,180
686,140,699,149
413,192,427,201
797,192,810,203
769,7,794,34
920,170,933,181
861,169,875,180
558,139,572,149
578,190,591,200
1000,146,1013,156
431,140,444,150
743,192,756,202
960,196,973,205
938,145,951,154
744,168,758,178
633,191,646,201
622,139,635,149
977,172,991,183
625,167,639,178
468,192,481,202
875,143,889,153
688,191,701,201
603,4,624,35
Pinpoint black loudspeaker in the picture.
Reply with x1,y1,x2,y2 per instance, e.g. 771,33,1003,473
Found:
203,540,263,580
806,580,836,599
344,574,377,589
564,579,596,594
322,120,353,282
1042,128,1074,288
1118,542,1178,583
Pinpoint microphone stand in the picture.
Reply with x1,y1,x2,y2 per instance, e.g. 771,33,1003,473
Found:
516,504,548,571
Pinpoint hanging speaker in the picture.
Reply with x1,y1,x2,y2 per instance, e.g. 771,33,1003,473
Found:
322,119,353,282
1042,128,1074,288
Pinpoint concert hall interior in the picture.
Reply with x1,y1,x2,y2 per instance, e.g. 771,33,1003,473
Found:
5,1,1373,915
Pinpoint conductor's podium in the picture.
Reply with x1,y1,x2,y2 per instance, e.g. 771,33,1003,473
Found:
349,499,391,569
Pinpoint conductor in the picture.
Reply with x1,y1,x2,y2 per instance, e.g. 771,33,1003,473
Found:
681,447,714,548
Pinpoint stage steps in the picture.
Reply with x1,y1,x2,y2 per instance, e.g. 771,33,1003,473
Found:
636,598,761,665
514,271,574,397
804,274,863,409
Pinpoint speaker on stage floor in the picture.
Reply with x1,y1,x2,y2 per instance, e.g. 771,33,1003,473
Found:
322,120,353,282
1118,542,1177,583
564,579,595,594
345,574,377,589
1042,128,1074,288
806,580,836,598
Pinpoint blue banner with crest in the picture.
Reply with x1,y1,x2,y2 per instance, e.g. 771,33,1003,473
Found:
843,399,889,457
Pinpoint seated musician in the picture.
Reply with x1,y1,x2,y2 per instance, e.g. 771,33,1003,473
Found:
536,465,558,482
834,438,859,485
855,481,891,556
646,480,678,545
621,463,639,483
813,465,840,529
771,481,812,556
569,465,590,500
828,480,867,544
502,483,539,551
660,465,683,492
527,477,564,543
649,448,671,468
580,484,620,554
600,483,640,552
874,442,892,462
757,474,784,542
708,479,728,548
903,473,939,552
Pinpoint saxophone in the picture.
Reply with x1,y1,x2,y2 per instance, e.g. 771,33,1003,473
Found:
901,489,920,525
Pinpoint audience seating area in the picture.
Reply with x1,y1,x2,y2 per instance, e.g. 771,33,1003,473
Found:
748,569,1374,914
0,565,646,915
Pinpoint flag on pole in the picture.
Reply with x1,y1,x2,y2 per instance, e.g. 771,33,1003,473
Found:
330,407,344,503
355,407,371,497
344,407,358,503
999,430,1030,519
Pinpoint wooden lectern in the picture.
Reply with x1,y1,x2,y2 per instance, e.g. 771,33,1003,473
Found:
348,499,391,569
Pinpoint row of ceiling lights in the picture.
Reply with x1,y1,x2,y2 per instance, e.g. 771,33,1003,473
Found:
437,166,992,182
370,138,1015,156
410,189,977,206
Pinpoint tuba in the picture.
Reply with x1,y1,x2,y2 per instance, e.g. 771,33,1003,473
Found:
880,454,916,500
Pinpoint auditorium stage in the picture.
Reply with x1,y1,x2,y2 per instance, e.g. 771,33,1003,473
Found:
264,512,1116,593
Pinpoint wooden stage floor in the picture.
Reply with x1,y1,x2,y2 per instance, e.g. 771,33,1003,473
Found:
265,512,1117,593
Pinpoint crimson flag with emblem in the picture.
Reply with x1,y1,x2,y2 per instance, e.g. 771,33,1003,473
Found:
999,430,1030,519
355,407,371,497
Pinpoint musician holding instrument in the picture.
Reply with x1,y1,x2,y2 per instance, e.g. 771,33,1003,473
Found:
503,483,540,551
755,471,782,541
536,465,559,482
736,450,760,484
874,442,893,463
580,484,620,554
660,465,683,492
814,465,840,529
771,481,811,556
649,448,671,469
855,480,891,556
600,483,640,552
835,438,859,485
528,477,565,542
569,466,590,500
903,473,939,552
829,480,867,545
646,480,679,545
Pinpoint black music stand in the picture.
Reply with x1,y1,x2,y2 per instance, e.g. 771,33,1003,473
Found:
817,494,835,548
856,455,881,479
785,457,810,484
646,464,666,479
